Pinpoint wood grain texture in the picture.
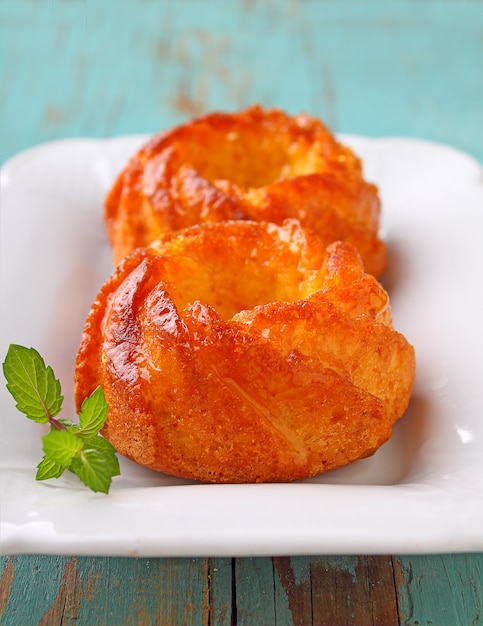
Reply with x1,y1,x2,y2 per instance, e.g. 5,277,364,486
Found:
1,0,482,166
1,554,483,625
311,556,399,625
0,556,210,625
273,556,312,624
1,1,483,625
235,557,277,625
395,554,483,626
209,558,234,626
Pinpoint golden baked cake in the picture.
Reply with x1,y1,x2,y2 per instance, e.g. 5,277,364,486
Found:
75,220,414,483
105,105,386,275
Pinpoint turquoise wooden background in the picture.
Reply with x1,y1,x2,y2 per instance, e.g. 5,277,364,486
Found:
1,1,482,624
1,0,482,166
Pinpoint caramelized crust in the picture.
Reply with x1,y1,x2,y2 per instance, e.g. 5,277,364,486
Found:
106,105,386,275
75,220,414,483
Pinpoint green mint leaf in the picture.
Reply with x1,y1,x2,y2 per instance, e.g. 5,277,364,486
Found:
3,344,119,494
77,386,108,439
84,437,121,477
2,345,63,423
42,429,84,466
36,456,65,481
70,447,116,494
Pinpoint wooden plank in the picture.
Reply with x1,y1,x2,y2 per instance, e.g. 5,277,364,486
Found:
0,555,77,626
0,556,211,625
311,556,399,625
235,555,401,625
3,554,483,624
273,556,313,625
208,558,233,626
395,554,483,626
234,557,276,625
0,556,16,620
98,557,209,625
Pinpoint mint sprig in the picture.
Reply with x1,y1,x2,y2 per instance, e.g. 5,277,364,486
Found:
3,344,119,494
3,344,63,424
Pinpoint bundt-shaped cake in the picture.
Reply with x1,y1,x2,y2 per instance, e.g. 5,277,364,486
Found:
75,220,414,483
105,105,386,275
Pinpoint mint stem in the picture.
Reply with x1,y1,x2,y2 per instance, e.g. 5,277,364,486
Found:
49,417,67,431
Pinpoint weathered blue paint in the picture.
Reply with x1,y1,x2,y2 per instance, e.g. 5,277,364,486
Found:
1,0,482,166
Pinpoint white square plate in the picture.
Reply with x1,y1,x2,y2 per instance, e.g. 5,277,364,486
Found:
1,135,482,556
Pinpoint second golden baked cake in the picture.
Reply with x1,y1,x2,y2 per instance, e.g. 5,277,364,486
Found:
105,105,386,275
